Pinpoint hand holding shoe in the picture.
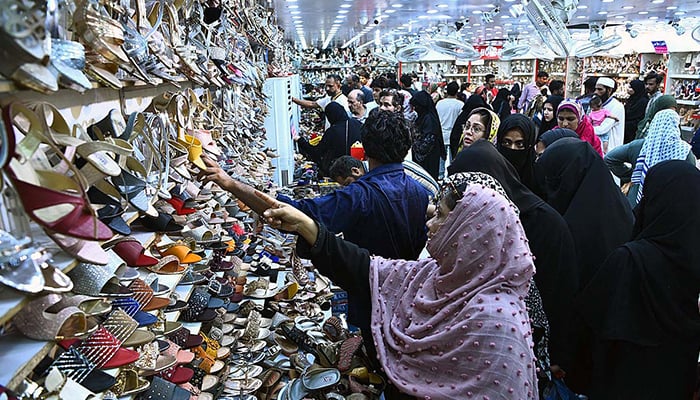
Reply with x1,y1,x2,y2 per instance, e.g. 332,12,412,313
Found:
198,156,235,191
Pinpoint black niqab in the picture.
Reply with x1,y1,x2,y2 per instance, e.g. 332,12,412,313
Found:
496,114,538,193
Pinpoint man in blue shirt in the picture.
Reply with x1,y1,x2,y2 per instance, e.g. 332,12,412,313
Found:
199,109,429,260
200,111,429,362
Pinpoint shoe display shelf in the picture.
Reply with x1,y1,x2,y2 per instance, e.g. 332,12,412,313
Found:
666,52,700,140
565,57,584,98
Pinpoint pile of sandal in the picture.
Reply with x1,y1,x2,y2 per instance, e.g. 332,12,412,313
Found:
0,0,294,93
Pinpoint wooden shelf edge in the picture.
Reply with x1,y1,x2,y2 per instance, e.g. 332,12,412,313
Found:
669,74,700,79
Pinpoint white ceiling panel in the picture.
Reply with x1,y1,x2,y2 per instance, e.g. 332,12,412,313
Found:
270,0,700,50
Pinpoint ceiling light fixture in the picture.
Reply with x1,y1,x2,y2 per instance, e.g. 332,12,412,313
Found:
666,6,677,9
437,4,448,8
340,3,351,7
391,3,403,7
598,11,608,15
338,9,348,13
638,11,648,14
290,10,300,14
622,5,634,9
577,5,587,9
287,4,298,8
651,0,663,3
649,16,658,19
674,11,686,15
427,9,438,14
385,9,396,14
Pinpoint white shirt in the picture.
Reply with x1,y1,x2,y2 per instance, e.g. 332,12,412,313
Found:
352,102,378,124
436,97,464,143
594,97,625,153
317,94,350,129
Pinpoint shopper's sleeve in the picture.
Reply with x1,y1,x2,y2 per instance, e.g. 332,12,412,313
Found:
289,187,364,234
604,143,634,182
517,85,529,110
296,223,371,296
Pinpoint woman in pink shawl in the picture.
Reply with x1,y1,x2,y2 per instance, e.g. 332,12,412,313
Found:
556,100,604,157
258,173,539,399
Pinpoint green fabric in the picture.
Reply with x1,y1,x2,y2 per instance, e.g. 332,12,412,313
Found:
635,95,677,139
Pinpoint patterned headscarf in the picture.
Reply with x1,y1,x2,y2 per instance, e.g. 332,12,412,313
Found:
457,108,501,152
369,183,538,399
631,109,691,202
437,172,517,214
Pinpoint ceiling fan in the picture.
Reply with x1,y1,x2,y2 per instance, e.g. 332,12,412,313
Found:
427,24,480,61
523,0,573,57
571,21,623,57
394,35,431,62
499,33,530,60
693,24,700,43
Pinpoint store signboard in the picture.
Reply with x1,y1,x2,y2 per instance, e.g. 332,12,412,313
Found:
652,40,668,54
474,45,503,60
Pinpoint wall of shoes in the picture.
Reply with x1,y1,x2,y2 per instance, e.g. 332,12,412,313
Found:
666,52,700,140
0,0,356,399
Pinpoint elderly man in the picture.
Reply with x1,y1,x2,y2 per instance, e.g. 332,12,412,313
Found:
292,74,349,129
347,89,378,123
594,76,626,153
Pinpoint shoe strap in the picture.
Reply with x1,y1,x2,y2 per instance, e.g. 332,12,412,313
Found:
75,326,121,368
128,278,155,309
49,347,95,384
102,309,138,343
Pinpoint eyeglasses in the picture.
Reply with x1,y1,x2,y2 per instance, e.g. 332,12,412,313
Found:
462,122,485,135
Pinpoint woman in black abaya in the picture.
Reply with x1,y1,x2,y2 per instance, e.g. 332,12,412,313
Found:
447,140,579,388
409,91,445,180
578,160,700,399
534,137,635,395
623,79,648,144
296,102,362,177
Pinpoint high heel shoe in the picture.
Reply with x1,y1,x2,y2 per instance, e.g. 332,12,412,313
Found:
2,103,113,241
0,0,58,93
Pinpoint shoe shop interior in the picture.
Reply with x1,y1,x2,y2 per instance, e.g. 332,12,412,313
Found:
1,0,700,399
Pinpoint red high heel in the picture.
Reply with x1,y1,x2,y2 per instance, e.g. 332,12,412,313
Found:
2,103,113,241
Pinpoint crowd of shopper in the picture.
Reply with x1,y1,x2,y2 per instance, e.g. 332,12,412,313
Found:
220,70,700,399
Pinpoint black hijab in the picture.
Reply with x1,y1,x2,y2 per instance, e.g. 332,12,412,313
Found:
299,102,362,176
496,114,538,193
410,91,446,157
449,94,490,158
579,160,700,346
624,79,649,143
446,140,579,370
491,88,512,122
539,95,564,136
538,127,578,148
534,138,634,287
510,82,522,103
